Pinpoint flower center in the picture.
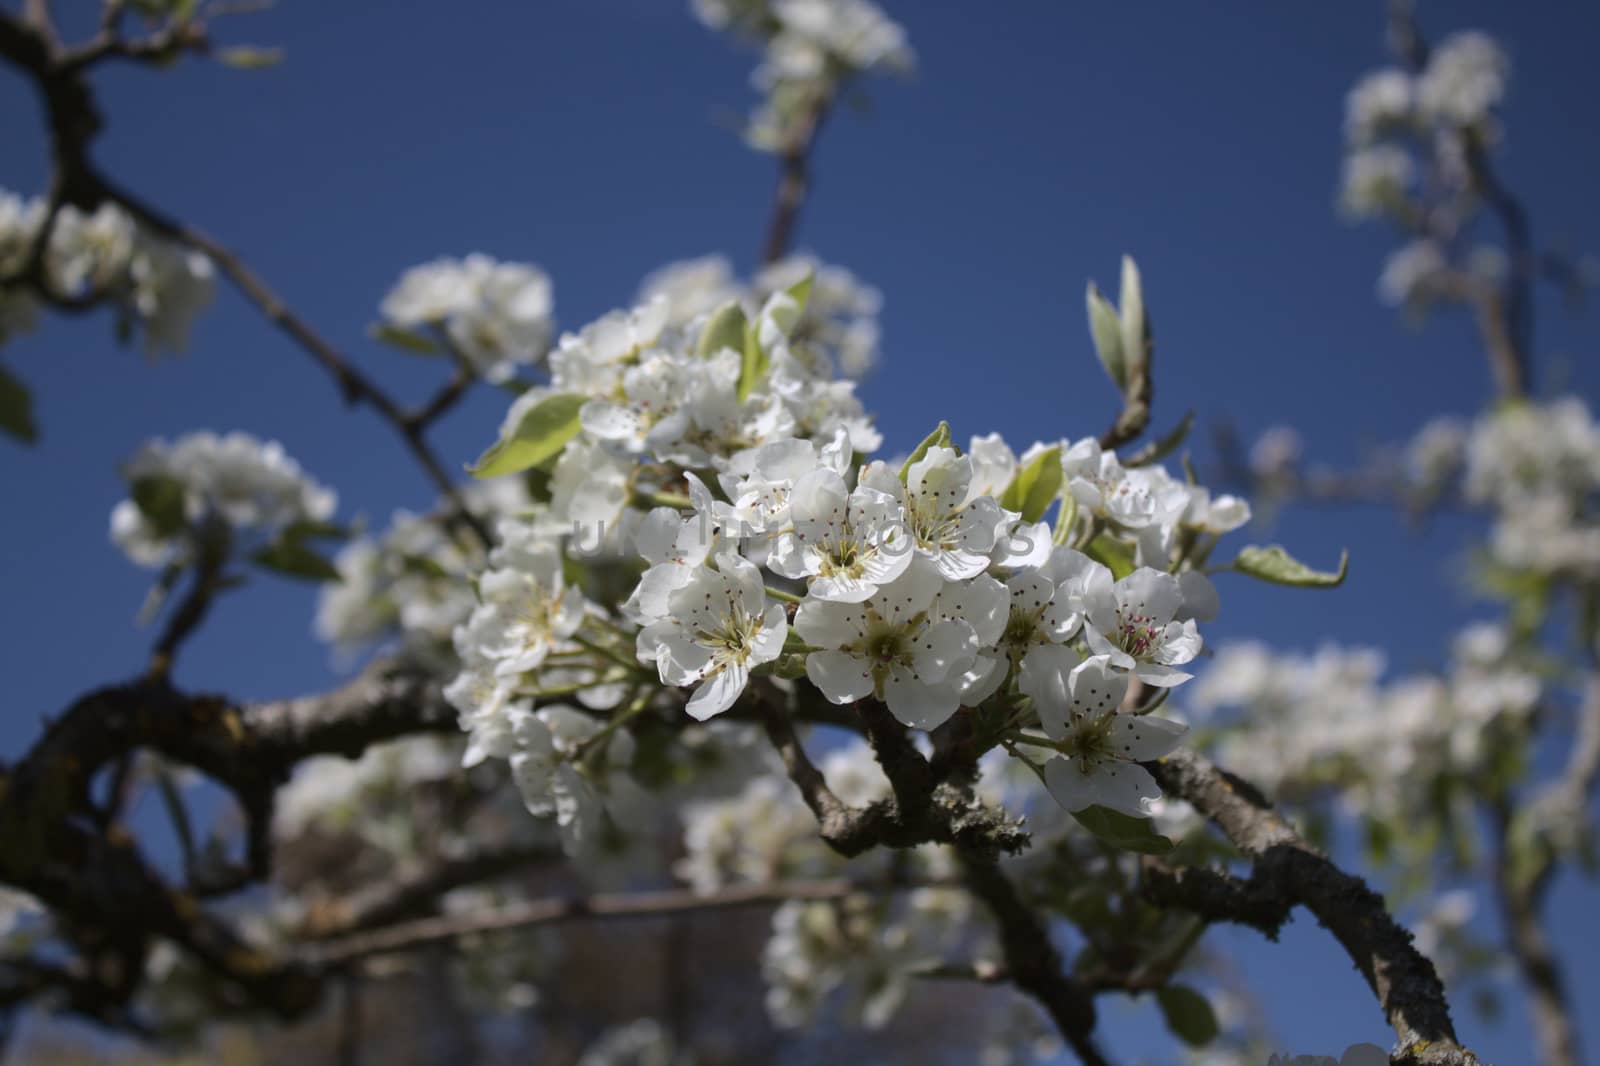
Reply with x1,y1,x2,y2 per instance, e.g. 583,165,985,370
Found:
1116,611,1160,659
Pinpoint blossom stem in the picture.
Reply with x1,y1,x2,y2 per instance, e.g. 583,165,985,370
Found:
572,632,644,673
764,585,805,605
633,489,692,511
572,689,651,762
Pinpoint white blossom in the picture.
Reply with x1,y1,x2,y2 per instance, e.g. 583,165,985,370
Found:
380,254,553,383
640,553,787,719
1019,652,1187,816
1082,567,1203,687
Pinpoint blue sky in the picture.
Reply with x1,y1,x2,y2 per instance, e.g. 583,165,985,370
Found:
2,1,1598,1062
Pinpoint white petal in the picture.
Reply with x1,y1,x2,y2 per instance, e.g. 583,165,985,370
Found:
657,634,712,686
911,619,977,684
1109,714,1188,761
1176,571,1219,623
1156,619,1203,666
1046,756,1162,817
810,571,879,603
1115,568,1182,626
1068,655,1131,717
578,400,641,443
871,558,942,624
883,668,961,731
993,519,1051,569
748,605,789,664
718,551,767,617
937,573,1010,647
794,598,868,649
686,661,748,720
1018,644,1081,740
626,562,690,623
790,467,850,531
1134,663,1194,688
806,650,875,704
634,507,684,564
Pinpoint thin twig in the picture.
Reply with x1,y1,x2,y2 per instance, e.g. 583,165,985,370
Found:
309,878,905,967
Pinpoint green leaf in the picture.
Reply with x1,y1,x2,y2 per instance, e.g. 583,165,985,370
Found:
898,421,952,483
369,322,442,355
784,270,814,317
1231,544,1349,588
696,300,748,358
1156,985,1218,1047
0,363,37,444
131,475,189,538
215,46,285,70
1083,533,1136,580
251,541,342,583
1071,805,1174,855
1118,255,1149,376
738,321,768,403
1126,410,1194,468
280,519,350,543
468,393,585,479
1000,445,1063,523
1086,281,1126,389
399,553,451,581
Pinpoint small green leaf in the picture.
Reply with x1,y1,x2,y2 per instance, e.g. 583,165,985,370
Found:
399,553,451,581
738,321,768,402
1086,281,1126,390
1231,544,1349,588
369,322,442,355
1083,533,1136,580
784,270,815,317
0,363,37,444
251,541,342,583
468,393,585,479
1156,985,1218,1047
1127,411,1194,468
216,46,285,70
1071,805,1173,855
898,421,952,483
696,300,748,358
280,519,350,543
131,475,189,538
1118,255,1149,376
1000,445,1063,523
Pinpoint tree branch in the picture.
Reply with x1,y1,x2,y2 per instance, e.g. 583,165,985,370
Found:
306,877,902,967
0,11,491,547
1151,750,1482,1066
759,92,833,265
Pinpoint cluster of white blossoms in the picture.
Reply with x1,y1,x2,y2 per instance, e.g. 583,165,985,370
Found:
639,252,883,377
692,0,912,150
1338,31,1511,309
316,479,531,665
1395,396,1600,577
110,430,337,568
1189,623,1539,821
0,190,215,354
442,261,1263,844
377,253,555,384
274,735,461,846
764,888,975,1030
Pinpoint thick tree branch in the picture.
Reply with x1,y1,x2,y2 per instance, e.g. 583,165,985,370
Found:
298,842,563,940
1151,750,1482,1066
959,853,1109,1066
